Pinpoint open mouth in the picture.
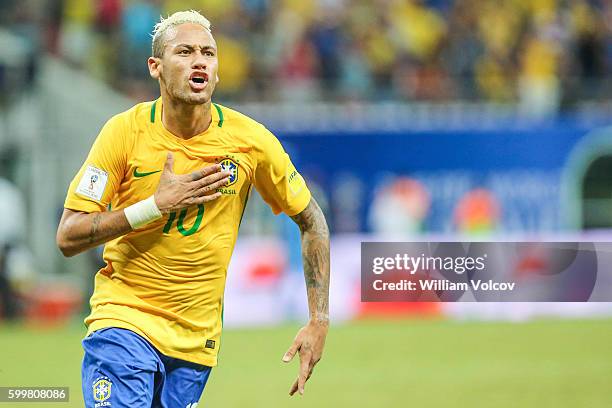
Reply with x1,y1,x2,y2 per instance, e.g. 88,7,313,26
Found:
189,72,209,91
190,72,208,82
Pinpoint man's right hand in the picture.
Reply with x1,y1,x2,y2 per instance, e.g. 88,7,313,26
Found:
154,152,230,214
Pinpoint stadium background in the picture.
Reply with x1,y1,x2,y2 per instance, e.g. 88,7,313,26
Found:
0,0,611,407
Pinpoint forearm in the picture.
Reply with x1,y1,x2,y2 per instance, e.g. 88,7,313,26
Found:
284,211,330,396
292,198,330,323
301,228,330,322
57,156,228,258
56,209,133,257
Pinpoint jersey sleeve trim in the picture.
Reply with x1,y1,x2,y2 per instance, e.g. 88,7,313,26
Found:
64,198,106,213
283,189,311,217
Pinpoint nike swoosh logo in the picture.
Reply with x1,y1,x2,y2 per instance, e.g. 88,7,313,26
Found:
133,168,161,178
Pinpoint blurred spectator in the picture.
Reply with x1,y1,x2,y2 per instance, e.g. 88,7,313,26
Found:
518,24,562,117
453,188,500,234
91,0,122,83
0,161,28,320
570,0,607,99
118,0,162,98
369,177,431,235
309,9,343,97
215,34,251,99
2,0,610,108
59,0,96,67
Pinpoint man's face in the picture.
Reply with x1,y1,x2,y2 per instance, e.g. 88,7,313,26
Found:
149,23,219,105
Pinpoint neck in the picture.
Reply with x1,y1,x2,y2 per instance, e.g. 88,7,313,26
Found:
161,96,212,139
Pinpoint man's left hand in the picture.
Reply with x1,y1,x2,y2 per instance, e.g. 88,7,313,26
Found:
282,318,329,396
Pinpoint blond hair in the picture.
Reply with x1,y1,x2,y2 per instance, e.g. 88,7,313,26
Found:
151,10,212,58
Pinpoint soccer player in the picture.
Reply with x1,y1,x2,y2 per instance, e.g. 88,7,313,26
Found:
56,10,329,408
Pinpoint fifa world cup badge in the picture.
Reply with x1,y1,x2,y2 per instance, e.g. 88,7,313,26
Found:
89,174,99,190
76,165,108,201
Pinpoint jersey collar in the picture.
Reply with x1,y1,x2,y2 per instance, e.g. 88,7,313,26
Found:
150,98,223,142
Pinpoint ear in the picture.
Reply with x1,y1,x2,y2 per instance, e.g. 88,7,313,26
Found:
148,57,162,80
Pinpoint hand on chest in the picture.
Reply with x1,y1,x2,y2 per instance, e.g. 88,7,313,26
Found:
127,148,251,195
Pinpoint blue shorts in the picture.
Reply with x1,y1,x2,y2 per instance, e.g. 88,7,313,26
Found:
82,327,211,408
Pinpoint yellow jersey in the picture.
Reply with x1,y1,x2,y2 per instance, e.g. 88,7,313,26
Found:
64,98,311,366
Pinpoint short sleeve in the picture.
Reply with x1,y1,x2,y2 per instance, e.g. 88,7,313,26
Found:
64,115,128,213
253,127,311,216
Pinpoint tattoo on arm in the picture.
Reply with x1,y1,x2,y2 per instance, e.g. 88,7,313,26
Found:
291,198,330,322
89,213,102,244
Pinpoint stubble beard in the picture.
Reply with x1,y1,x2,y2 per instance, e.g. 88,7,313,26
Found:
162,76,212,106
171,86,210,106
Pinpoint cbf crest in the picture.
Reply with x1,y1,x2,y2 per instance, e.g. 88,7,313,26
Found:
220,158,238,186
93,376,112,406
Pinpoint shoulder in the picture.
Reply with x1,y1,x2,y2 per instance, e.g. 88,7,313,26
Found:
94,101,155,155
100,100,156,143
213,103,262,128
110,100,156,129
213,103,278,146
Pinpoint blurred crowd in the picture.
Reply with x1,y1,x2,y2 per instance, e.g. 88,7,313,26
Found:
2,0,612,108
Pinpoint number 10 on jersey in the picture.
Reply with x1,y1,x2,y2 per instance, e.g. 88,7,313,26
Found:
163,204,204,236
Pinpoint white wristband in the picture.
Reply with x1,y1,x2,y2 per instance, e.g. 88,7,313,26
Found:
124,195,163,229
